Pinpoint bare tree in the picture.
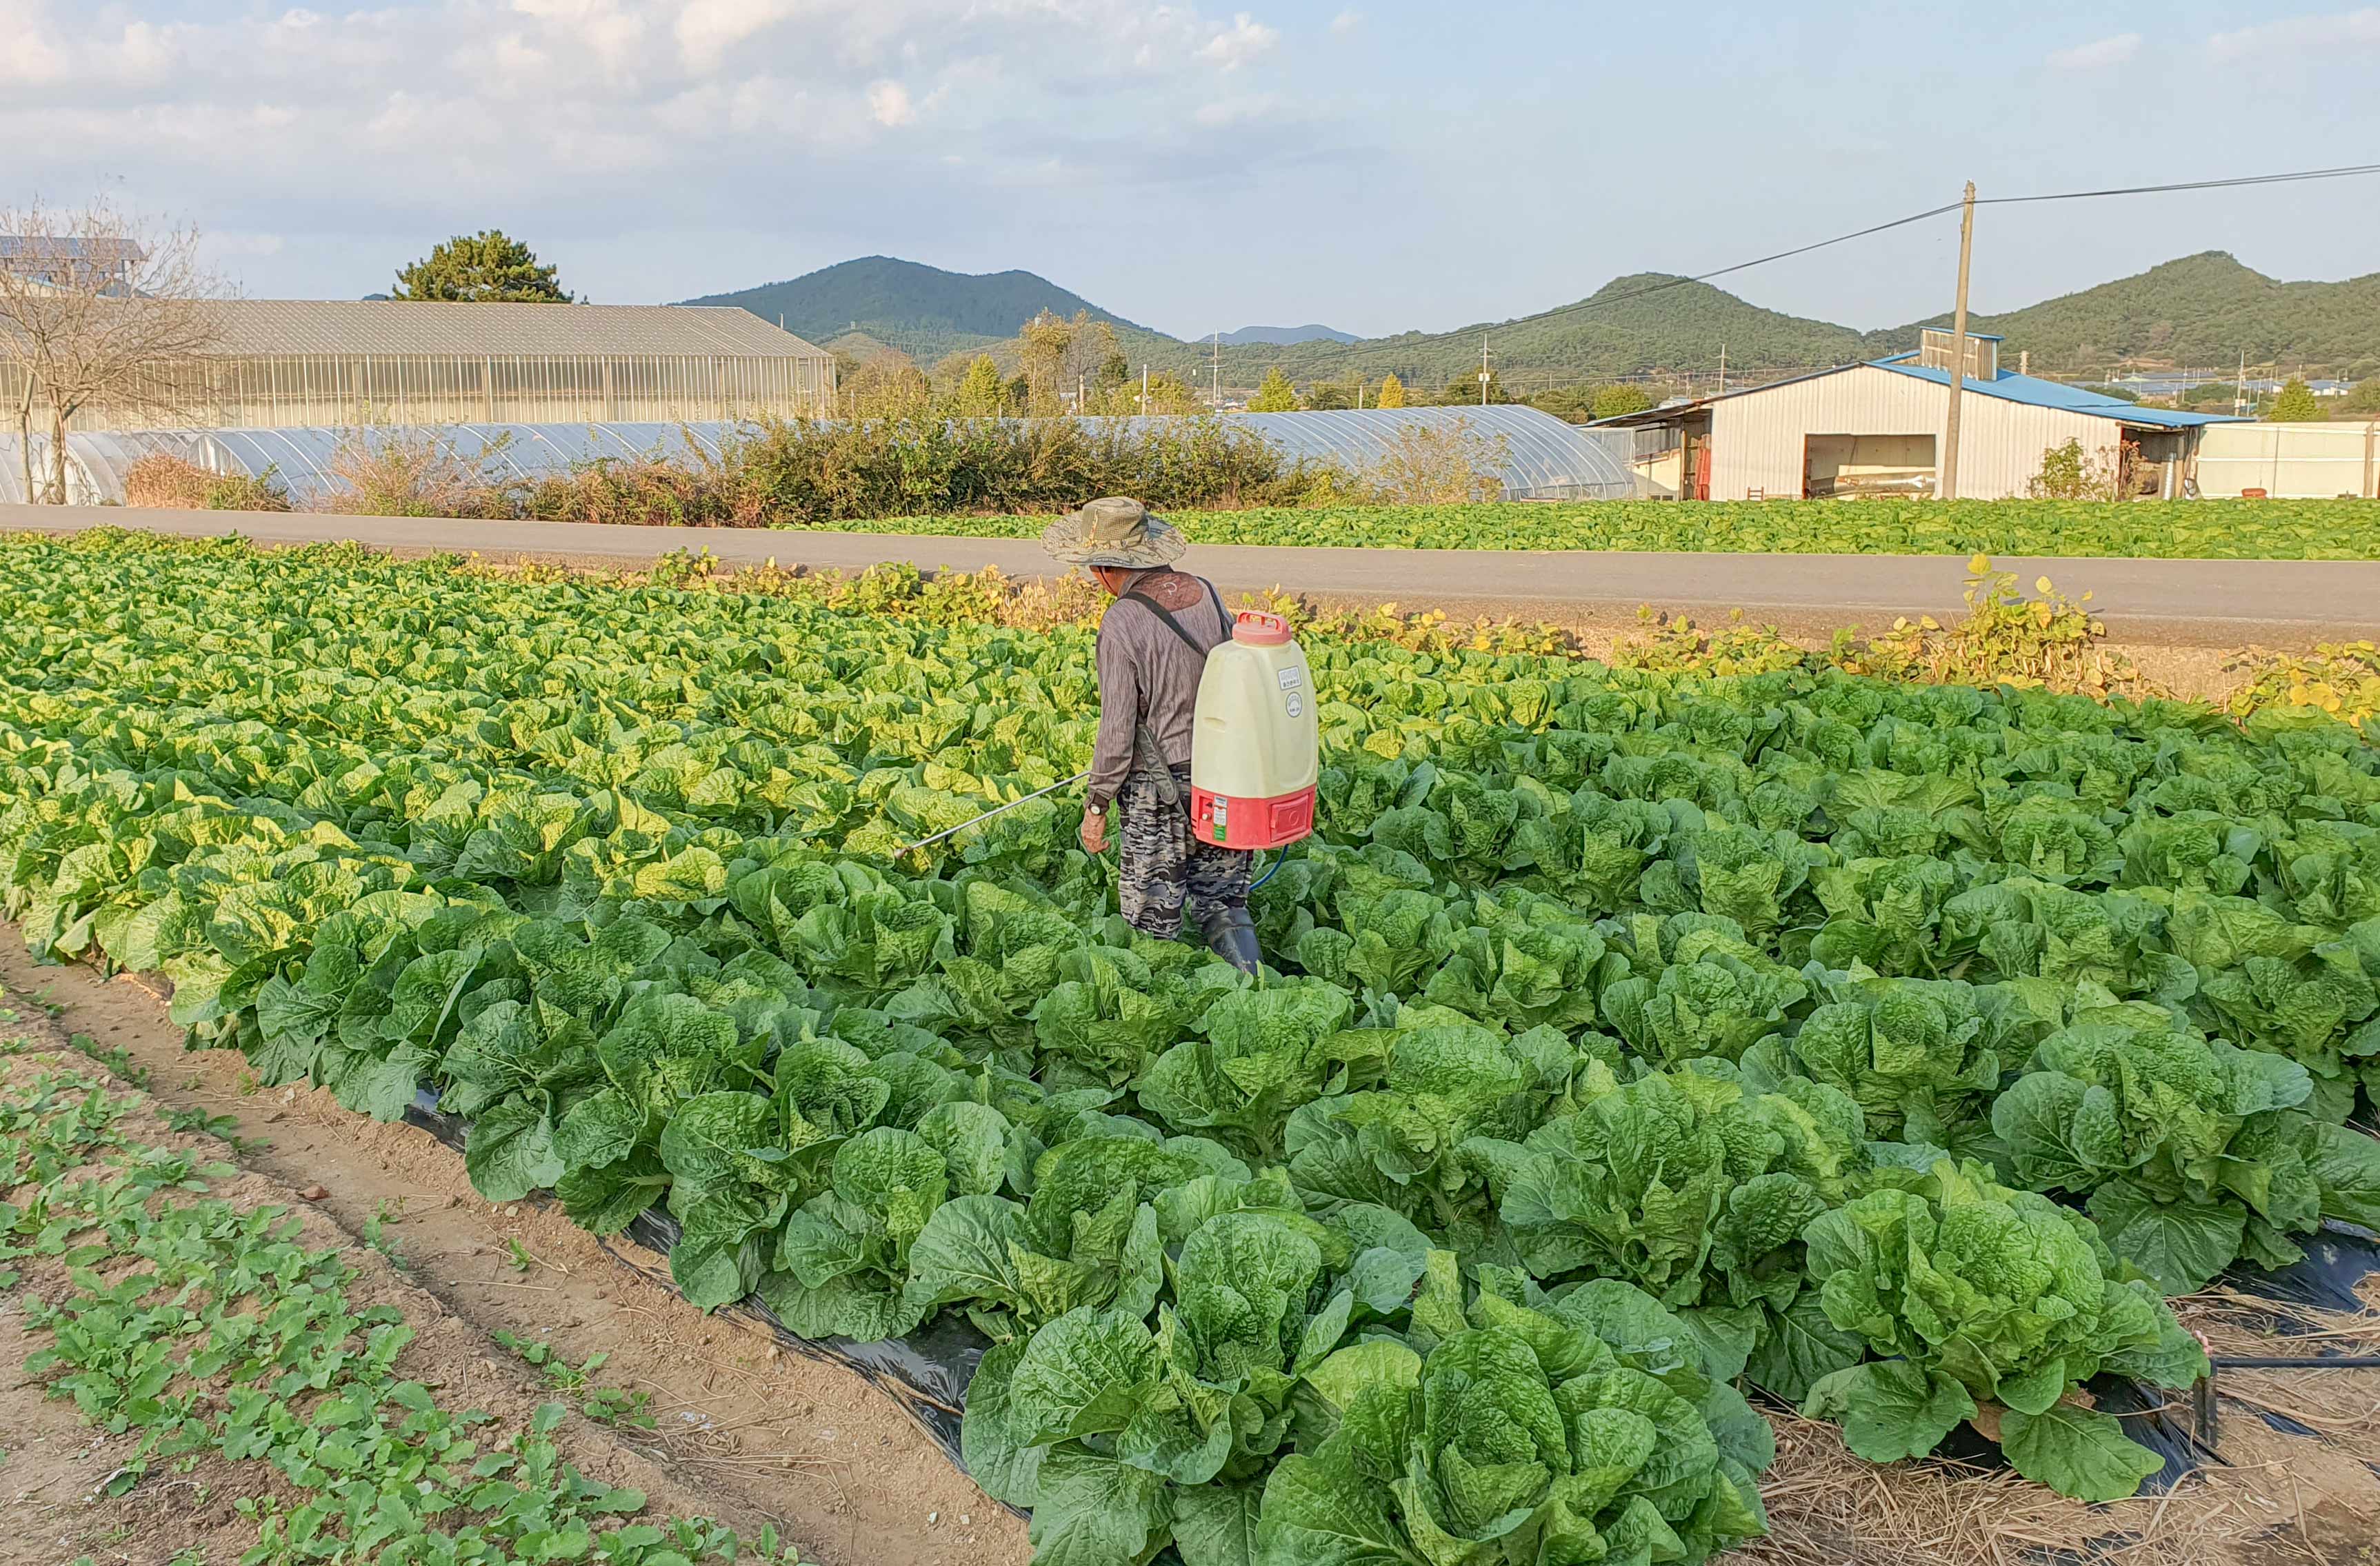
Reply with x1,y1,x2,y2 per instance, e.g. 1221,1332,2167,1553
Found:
0,196,228,503
1017,309,1075,416
1361,417,1513,504
1012,309,1120,416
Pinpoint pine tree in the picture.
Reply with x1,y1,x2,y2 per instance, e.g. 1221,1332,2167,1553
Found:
1374,372,1407,408
393,230,572,302
1248,366,1298,412
954,354,1006,417
2268,377,2323,422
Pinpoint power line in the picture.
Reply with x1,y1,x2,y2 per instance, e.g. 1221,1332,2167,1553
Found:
1980,161,2380,205
1492,201,1966,333
1458,161,2380,340
1200,160,2380,392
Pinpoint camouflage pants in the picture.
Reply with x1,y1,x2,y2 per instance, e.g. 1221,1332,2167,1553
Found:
1117,763,1253,938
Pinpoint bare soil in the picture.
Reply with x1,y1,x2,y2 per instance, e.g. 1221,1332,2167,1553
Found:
0,1029,809,1566
0,928,1030,1566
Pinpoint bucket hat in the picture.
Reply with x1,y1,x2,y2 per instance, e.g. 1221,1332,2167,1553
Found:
1039,496,1186,568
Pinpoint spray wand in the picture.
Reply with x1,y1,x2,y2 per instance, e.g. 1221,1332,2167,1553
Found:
890,767,1283,888
893,769,1091,858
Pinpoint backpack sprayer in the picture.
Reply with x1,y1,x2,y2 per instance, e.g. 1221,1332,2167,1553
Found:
1186,610,1320,850
895,610,1321,939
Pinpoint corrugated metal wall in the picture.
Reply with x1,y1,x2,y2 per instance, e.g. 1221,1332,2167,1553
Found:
1708,365,2119,501
2195,421,2380,499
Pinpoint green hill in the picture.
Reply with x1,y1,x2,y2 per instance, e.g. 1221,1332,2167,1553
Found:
1203,274,1866,388
1870,252,2380,377
680,251,2380,392
677,256,1170,368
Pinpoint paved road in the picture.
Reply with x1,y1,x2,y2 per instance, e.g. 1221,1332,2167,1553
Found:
8,502,2376,645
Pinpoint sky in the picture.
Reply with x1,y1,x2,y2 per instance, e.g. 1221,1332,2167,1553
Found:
6,0,2379,343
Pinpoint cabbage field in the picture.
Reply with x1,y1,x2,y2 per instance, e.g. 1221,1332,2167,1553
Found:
810,496,2380,559
6,530,2380,1566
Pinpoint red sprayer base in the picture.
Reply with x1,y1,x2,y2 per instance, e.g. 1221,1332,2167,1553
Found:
1190,785,1316,850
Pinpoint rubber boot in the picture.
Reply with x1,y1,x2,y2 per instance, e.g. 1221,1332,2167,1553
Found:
1201,905,1263,976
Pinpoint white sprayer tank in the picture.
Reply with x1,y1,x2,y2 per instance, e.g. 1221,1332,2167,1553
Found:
1189,611,1319,850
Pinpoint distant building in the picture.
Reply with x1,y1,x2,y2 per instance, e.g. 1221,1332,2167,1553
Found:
2102,374,2357,409
2106,373,2282,401
0,234,146,295
3,299,835,432
1593,331,2239,501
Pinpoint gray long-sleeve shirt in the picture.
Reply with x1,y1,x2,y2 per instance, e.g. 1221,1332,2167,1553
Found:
1088,572,1231,810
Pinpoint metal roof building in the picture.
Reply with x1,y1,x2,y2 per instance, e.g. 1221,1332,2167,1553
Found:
1594,331,2240,501
4,299,835,432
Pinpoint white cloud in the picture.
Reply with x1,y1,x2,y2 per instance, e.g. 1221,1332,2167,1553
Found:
867,79,914,126
210,232,288,257
2209,7,2380,61
0,15,70,84
1198,11,1277,68
1194,92,1275,126
675,0,794,74
0,0,1356,300
1330,8,1359,35
2046,31,2139,70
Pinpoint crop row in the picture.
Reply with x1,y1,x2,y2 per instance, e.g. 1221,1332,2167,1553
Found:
0,1053,799,1565
4,531,2380,1565
807,496,2380,559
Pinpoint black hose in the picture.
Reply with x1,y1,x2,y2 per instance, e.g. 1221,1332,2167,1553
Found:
2210,1354,2380,1369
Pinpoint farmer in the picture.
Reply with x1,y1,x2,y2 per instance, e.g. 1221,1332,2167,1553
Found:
1042,496,1262,974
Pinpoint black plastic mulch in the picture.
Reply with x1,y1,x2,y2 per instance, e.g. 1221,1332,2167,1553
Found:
399,1090,1010,1508
399,1092,2380,1514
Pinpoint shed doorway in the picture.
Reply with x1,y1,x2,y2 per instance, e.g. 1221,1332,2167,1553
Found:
1803,434,1937,499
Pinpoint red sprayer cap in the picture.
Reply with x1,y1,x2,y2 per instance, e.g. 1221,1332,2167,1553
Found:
1234,611,1292,646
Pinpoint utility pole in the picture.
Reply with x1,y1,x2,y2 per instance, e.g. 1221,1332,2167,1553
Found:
1479,334,1492,408
1717,344,1726,395
2236,349,2248,418
1939,179,1977,501
1141,363,1149,417
1212,334,1221,412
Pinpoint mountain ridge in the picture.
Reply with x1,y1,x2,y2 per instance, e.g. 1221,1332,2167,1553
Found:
1210,324,1360,346
676,255,1166,369
677,252,2380,386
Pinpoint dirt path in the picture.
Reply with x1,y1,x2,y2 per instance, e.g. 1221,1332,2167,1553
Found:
0,929,1030,1566
8,502,2379,648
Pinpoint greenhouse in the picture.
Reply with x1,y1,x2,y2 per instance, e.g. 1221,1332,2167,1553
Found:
1101,405,1635,501
3,404,1636,507
0,422,734,507
0,299,836,435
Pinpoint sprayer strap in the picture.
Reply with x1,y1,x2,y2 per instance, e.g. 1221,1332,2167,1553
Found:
1122,579,1230,658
